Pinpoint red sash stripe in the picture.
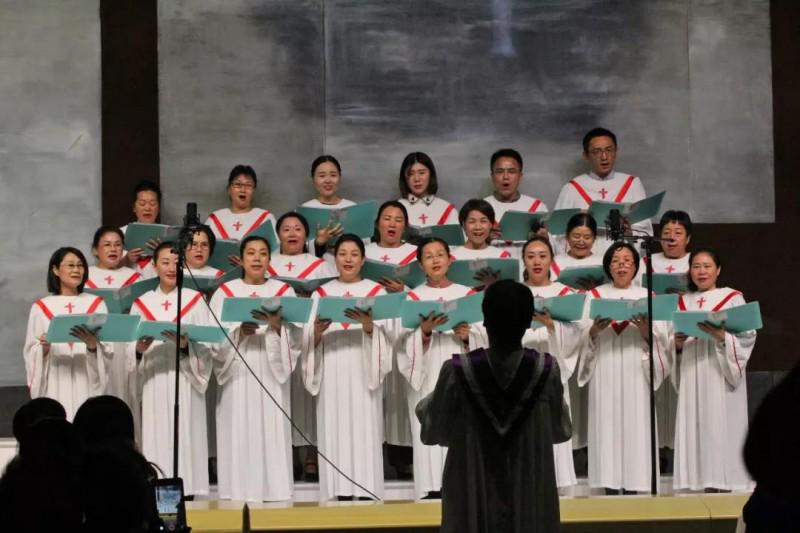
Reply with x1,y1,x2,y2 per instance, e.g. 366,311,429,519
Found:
551,261,561,276
558,286,572,296
219,283,234,298
267,265,278,277
569,180,593,205
87,297,104,314
712,291,741,312
137,257,152,269
85,279,97,289
298,259,325,280
437,204,456,225
122,273,141,287
466,288,477,296
614,175,636,203
678,295,686,311
35,300,54,320
276,283,291,297
207,213,230,240
133,299,156,321
176,292,204,322
315,287,328,297
407,291,420,301
244,211,270,237
590,288,601,299
528,199,542,213
214,270,225,278
367,284,384,297
399,250,418,265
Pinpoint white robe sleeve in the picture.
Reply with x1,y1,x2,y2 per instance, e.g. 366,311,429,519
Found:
86,301,111,395
264,322,303,384
180,307,213,394
713,294,756,389
628,177,653,237
301,296,324,395
362,320,392,392
208,290,239,384
523,321,582,384
23,303,49,398
397,327,433,392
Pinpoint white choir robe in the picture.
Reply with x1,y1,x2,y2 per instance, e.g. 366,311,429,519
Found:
484,194,548,256
129,287,213,495
23,294,111,420
120,224,158,280
87,265,143,438
399,195,458,227
184,265,224,278
205,207,277,241
551,252,603,448
270,252,337,446
670,288,756,491
577,284,670,492
522,282,580,489
450,245,512,260
553,171,652,256
644,252,689,450
365,242,418,448
302,279,393,500
396,283,489,498
301,198,357,263
209,278,304,501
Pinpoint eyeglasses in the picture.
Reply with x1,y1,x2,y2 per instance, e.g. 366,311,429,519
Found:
189,242,210,249
59,263,86,270
230,181,255,190
588,147,616,156
610,259,634,267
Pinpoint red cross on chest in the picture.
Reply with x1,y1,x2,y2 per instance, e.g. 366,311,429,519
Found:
285,261,295,272
104,275,114,285
250,291,259,297
599,188,608,199
380,254,391,262
418,213,429,224
697,297,706,308
666,265,675,273
343,291,353,297
162,300,172,311
437,297,445,302
232,220,243,231
65,302,75,313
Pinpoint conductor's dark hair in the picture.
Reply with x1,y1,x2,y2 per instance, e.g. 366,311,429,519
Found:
12,398,67,444
91,225,125,250
482,280,534,344
458,198,496,226
521,236,555,281
277,212,310,253
47,247,89,295
373,200,409,244
152,241,176,263
239,235,271,258
490,148,523,170
659,210,693,237
333,233,366,257
416,237,450,263
602,241,640,280
188,224,217,255
227,164,258,187
398,152,438,197
566,212,598,238
582,127,618,152
311,155,341,176
132,180,162,204
687,247,723,292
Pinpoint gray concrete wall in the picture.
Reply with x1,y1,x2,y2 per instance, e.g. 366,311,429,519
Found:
0,0,101,386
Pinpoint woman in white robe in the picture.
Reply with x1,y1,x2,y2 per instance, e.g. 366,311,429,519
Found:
128,243,212,496
396,152,458,228
301,155,355,258
671,247,755,492
183,225,225,279
520,236,581,491
450,199,512,261
302,234,392,500
578,241,670,493
396,237,488,499
23,247,109,420
120,180,161,278
209,235,304,501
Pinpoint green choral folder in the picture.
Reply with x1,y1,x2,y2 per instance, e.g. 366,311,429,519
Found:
360,259,426,289
672,301,762,341
183,267,242,293
498,208,581,241
246,219,279,253
532,293,587,326
316,292,405,323
124,223,181,251
588,191,666,227
136,320,228,343
85,277,159,314
556,265,608,290
47,313,141,343
651,272,689,294
447,258,520,287
296,201,378,240
589,294,678,322
208,239,240,271
273,276,337,294
220,296,313,324
400,292,485,331
405,224,465,246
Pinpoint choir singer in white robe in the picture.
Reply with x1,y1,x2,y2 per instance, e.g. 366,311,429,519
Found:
671,247,755,492
578,241,670,493
302,234,392,501
128,242,212,496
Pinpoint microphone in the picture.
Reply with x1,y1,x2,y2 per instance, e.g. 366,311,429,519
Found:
183,202,201,228
606,209,626,241
174,202,203,254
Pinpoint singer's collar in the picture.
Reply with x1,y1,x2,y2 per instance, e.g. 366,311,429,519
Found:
426,278,452,289
407,194,435,206
589,170,615,181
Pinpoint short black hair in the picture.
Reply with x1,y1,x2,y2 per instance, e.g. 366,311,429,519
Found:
490,148,523,171
602,241,640,279
566,213,598,238
659,210,693,237
132,180,162,205
277,211,310,253
92,225,125,250
398,152,438,197
47,247,89,295
311,155,341,176
239,234,271,258
458,198,496,226
582,128,617,153
416,237,450,263
333,233,366,257
373,200,409,244
228,164,258,187
189,224,217,255
483,280,534,345
152,241,177,263
687,247,722,292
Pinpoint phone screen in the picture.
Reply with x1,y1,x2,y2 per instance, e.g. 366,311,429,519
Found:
155,481,183,531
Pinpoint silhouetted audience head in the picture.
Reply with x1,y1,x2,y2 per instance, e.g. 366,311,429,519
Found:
482,279,534,350
12,397,67,444
74,395,135,447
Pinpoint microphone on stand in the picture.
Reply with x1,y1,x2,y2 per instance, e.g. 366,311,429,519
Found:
606,208,626,242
